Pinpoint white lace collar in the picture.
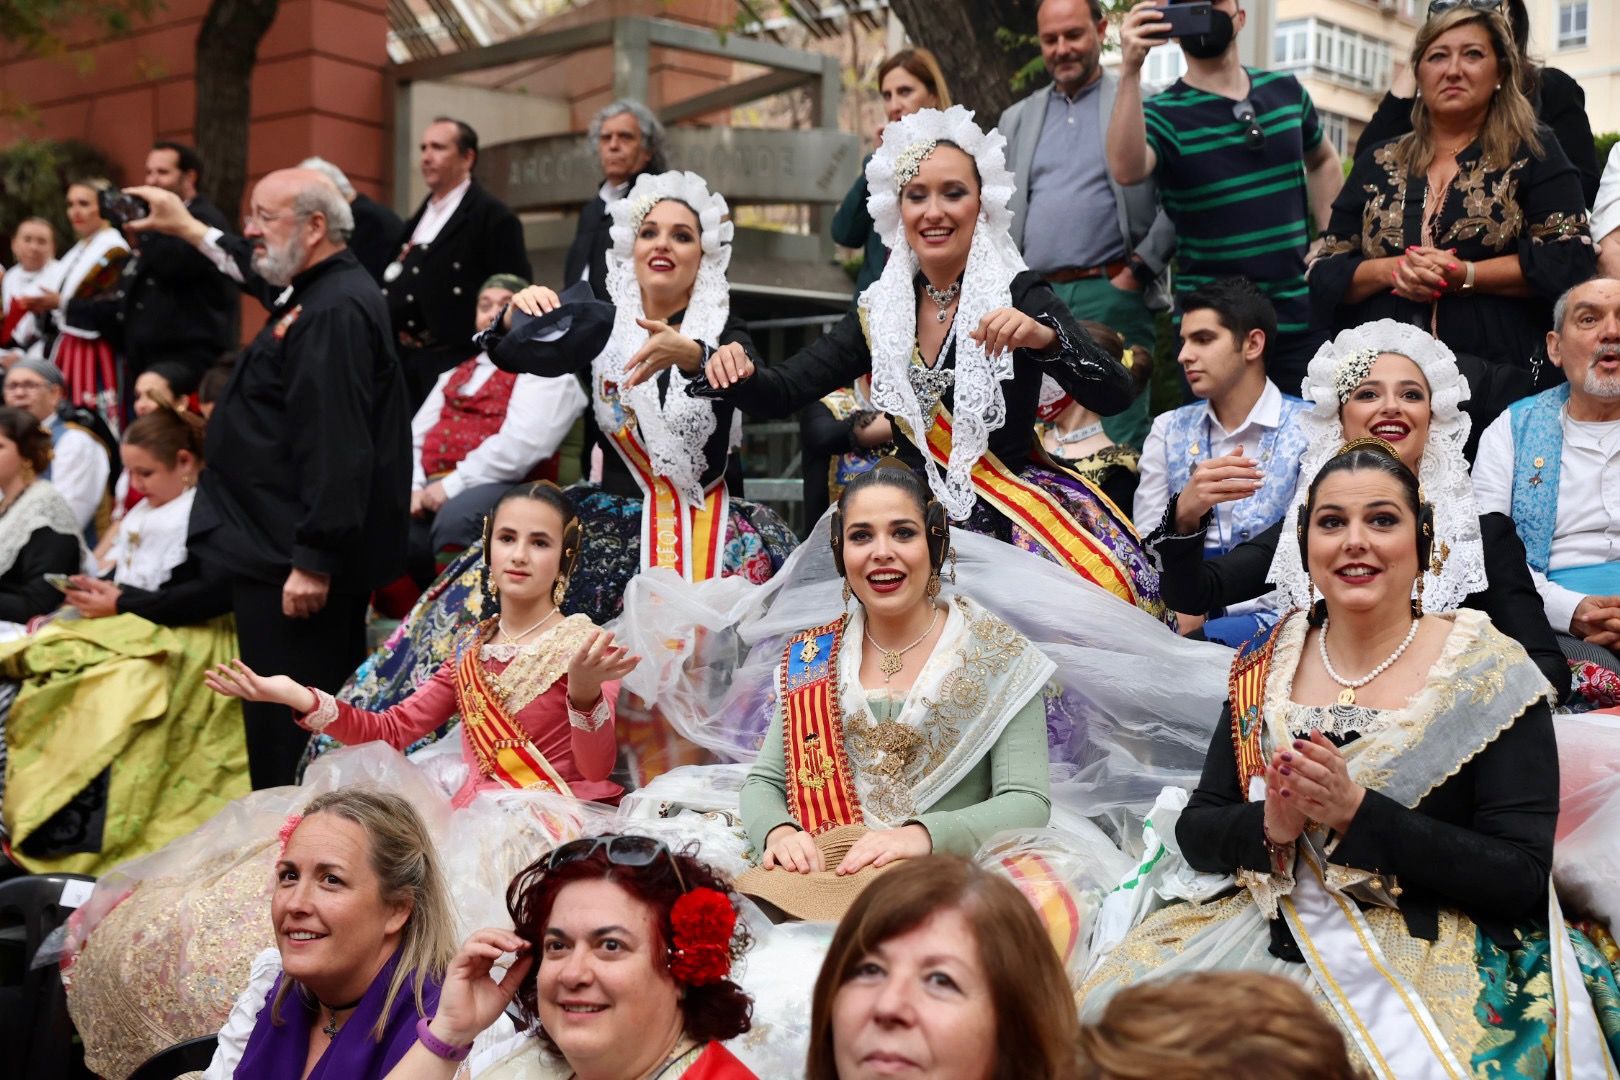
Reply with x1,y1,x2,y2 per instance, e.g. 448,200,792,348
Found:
0,480,86,576
595,171,733,503
861,106,1027,521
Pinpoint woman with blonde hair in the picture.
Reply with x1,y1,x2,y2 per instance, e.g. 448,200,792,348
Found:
1077,971,1360,1080
807,854,1078,1080
834,48,953,297
1309,6,1593,380
203,787,458,1078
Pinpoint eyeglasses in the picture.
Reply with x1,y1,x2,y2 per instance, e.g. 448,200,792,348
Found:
1232,100,1265,151
1427,0,1504,16
241,207,303,230
547,835,686,891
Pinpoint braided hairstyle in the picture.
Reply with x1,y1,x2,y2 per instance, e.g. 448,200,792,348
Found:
477,481,581,620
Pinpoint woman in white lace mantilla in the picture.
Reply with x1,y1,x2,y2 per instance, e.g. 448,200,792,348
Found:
1081,441,1620,1079
472,171,796,626
1151,319,1570,699
683,107,1167,621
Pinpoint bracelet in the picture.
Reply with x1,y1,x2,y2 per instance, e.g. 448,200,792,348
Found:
1459,261,1476,294
1261,822,1293,871
416,1017,473,1062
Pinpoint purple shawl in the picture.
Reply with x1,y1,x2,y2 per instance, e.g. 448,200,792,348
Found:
234,950,442,1080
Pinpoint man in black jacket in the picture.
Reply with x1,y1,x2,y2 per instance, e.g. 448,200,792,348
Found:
127,170,412,788
564,100,666,300
386,117,531,406
67,142,235,410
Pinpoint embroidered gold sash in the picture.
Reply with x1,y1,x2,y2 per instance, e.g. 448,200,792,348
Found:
779,619,863,834
453,626,574,795
603,421,728,582
915,408,1138,606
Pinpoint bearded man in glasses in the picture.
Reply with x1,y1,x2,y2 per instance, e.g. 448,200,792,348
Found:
1108,0,1342,397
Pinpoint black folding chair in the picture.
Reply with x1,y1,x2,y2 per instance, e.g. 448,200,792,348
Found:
128,1034,221,1080
0,872,99,1079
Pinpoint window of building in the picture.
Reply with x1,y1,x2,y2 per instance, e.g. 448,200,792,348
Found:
1558,1,1588,49
1320,111,1352,157
1144,42,1187,88
1274,17,1393,91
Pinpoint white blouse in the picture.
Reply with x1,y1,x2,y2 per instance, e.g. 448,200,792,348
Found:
106,487,194,591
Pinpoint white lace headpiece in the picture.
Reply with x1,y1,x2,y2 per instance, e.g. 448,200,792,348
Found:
1266,319,1486,611
600,170,734,503
861,105,1027,521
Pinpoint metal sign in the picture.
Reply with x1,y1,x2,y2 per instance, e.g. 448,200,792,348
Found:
481,127,861,211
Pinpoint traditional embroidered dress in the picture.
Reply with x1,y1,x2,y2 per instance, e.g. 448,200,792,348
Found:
1081,609,1620,1079
473,172,796,624
1,258,58,356
299,614,621,807
50,227,130,421
420,358,522,477
106,488,195,591
686,108,1165,621
739,596,1054,856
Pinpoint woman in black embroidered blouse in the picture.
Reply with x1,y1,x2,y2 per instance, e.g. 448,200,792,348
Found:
1309,7,1593,380
681,107,1167,620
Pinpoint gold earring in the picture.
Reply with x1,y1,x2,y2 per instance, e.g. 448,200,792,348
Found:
1412,574,1425,619
842,579,853,605
926,570,942,600
553,576,568,606
947,546,958,584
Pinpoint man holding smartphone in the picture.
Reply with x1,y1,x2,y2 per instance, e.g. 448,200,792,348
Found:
1108,0,1342,396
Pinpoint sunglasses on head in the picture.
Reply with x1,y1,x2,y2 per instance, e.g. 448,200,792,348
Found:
547,835,687,892
1427,0,1504,15
1232,100,1265,152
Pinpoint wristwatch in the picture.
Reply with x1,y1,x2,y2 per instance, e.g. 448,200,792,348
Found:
1458,261,1476,294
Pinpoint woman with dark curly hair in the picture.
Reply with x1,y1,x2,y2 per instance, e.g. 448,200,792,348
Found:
387,834,758,1079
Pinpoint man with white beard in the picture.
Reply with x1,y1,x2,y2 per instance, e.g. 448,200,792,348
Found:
125,169,410,788
1475,277,1620,674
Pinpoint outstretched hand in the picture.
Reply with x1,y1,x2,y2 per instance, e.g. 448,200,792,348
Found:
970,307,1054,359
621,318,702,388
205,659,318,713
566,629,639,708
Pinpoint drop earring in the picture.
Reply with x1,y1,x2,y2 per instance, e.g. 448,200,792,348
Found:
1411,574,1425,619
842,579,852,605
947,546,958,584
926,570,942,600
553,576,568,606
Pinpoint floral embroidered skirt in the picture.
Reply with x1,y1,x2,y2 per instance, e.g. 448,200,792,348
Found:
565,484,799,626
955,463,1169,626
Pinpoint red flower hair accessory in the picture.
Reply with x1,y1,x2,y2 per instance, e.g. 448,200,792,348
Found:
277,814,303,856
668,887,737,987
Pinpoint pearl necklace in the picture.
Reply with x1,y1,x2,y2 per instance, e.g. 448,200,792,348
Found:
1317,616,1420,705
864,606,940,681
499,606,559,644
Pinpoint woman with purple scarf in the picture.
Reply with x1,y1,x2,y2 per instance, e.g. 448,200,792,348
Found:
205,788,457,1079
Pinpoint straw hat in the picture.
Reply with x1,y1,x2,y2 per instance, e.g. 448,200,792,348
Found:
735,824,892,923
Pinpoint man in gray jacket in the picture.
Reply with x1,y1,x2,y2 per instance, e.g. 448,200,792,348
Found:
1000,0,1174,447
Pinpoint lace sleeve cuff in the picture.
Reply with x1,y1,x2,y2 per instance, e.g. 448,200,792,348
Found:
299,688,339,732
567,695,611,733
1143,495,1210,574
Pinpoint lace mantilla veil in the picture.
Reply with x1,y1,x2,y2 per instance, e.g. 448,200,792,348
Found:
599,170,734,504
861,105,1029,521
1266,319,1487,611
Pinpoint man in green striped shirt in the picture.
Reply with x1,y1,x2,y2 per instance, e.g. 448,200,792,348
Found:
1107,0,1342,396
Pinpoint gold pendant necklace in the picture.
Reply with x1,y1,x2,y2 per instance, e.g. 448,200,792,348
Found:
864,606,940,682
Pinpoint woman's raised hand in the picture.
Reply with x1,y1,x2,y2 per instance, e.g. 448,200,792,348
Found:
204,659,317,713
566,630,639,708
429,929,534,1049
703,341,755,388
762,824,823,874
970,307,1056,358
1283,731,1367,835
621,318,702,388
501,285,562,329
1263,747,1310,846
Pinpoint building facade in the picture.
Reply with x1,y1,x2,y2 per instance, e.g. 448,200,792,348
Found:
1525,0,1618,136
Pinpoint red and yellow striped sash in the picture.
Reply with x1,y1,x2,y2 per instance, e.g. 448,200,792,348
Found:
923,409,1138,606
603,422,728,581
780,619,862,834
454,633,573,795
1229,617,1287,797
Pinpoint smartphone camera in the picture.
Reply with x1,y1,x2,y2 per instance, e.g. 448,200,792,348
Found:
98,188,150,230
